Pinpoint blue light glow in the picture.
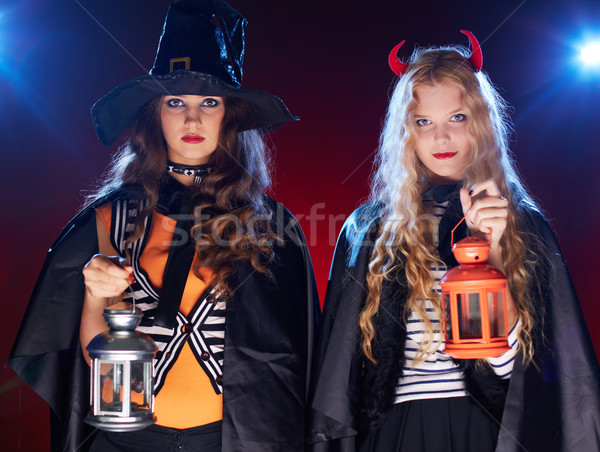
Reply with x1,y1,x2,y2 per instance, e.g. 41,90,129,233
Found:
580,42,600,66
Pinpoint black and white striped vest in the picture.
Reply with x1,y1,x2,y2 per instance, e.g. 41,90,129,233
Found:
108,199,226,395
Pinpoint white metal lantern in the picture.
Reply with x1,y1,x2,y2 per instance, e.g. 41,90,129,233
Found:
85,308,158,432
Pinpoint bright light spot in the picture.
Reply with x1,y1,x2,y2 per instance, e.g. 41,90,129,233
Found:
580,42,600,66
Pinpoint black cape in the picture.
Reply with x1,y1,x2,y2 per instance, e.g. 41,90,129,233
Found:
9,183,320,452
308,197,600,452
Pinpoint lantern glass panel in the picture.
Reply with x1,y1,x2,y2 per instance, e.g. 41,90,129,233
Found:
488,291,506,338
100,362,124,413
131,361,151,410
457,293,482,339
443,294,452,340
99,361,152,413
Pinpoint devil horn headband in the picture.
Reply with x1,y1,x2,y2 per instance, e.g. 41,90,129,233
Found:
388,30,483,77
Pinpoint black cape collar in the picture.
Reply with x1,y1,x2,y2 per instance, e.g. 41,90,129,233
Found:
421,184,461,203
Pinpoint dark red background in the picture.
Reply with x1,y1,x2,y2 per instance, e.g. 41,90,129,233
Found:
2,1,599,449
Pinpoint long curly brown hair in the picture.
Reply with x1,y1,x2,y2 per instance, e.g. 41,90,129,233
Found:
88,96,278,295
360,46,543,366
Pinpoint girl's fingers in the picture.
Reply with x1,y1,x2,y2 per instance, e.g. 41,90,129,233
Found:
472,216,506,235
461,179,508,249
467,201,508,226
84,255,132,278
84,271,132,289
83,254,134,298
84,279,129,298
459,188,472,216
468,178,502,198
87,255,131,277
470,196,508,209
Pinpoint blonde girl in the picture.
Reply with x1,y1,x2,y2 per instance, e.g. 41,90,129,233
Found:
309,31,600,452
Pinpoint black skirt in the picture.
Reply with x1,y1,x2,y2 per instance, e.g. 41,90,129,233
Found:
359,397,500,452
90,421,222,452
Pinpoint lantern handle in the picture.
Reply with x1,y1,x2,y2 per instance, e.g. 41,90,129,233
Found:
451,216,492,247
128,283,136,313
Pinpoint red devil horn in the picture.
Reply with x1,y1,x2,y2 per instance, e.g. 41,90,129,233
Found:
460,30,483,71
388,40,409,76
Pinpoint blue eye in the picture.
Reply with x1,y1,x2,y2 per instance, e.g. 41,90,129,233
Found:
416,119,431,126
202,98,220,108
451,113,467,122
166,98,185,108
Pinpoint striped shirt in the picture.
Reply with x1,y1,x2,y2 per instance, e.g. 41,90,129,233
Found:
394,200,519,404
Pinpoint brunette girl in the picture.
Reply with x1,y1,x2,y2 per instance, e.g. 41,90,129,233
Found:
10,1,318,451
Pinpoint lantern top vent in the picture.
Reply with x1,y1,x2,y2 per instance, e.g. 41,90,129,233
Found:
86,308,158,357
104,308,143,331
452,236,490,264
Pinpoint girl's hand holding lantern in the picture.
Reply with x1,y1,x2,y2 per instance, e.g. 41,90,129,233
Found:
80,254,134,364
82,254,134,301
460,178,508,257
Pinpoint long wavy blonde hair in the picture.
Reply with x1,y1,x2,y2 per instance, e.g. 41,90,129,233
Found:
360,45,539,365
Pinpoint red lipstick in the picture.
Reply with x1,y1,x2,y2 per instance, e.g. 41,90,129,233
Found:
181,135,205,143
432,152,457,160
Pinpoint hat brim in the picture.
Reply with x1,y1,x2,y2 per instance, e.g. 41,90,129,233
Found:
91,71,299,146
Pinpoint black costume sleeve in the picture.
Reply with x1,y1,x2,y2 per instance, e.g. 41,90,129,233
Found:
308,203,600,452
221,198,320,452
496,208,600,452
9,203,102,452
308,206,379,451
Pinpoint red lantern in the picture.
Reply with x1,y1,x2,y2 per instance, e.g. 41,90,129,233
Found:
439,219,511,359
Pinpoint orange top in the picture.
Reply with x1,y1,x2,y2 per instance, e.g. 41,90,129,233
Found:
96,203,222,428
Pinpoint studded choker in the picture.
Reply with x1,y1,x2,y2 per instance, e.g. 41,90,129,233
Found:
167,160,213,184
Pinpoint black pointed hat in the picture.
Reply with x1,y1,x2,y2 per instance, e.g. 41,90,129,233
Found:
91,0,298,146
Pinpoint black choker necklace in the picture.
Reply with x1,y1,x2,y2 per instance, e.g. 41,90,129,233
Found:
167,161,213,184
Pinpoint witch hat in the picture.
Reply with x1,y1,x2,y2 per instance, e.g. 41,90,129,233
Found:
91,0,298,146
